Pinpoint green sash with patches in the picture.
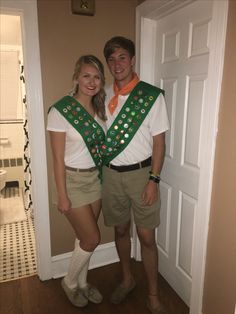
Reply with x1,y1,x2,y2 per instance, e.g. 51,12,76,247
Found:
101,81,164,165
50,95,105,177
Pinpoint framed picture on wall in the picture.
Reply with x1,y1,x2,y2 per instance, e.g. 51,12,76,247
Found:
71,0,95,16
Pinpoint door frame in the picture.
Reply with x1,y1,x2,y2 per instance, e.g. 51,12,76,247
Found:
135,1,228,313
1,0,52,280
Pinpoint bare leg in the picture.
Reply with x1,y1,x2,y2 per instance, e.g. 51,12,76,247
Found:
110,221,136,304
114,221,134,287
91,198,101,221
63,201,103,304
78,199,101,288
137,226,162,310
65,202,101,252
62,203,100,290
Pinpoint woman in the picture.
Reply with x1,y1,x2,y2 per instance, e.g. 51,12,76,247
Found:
47,55,106,307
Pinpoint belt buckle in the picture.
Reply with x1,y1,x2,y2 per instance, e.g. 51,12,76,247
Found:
138,161,142,169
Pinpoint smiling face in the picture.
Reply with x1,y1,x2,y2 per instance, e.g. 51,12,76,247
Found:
107,47,135,89
75,63,102,98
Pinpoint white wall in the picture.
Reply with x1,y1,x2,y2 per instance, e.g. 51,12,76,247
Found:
0,14,24,188
0,123,24,187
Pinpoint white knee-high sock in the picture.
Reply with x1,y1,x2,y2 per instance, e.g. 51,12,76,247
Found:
64,239,92,289
75,239,90,288
78,258,90,288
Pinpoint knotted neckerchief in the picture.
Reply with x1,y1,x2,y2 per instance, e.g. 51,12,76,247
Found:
108,73,140,114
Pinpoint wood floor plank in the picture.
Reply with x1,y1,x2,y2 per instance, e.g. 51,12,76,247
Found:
0,260,189,314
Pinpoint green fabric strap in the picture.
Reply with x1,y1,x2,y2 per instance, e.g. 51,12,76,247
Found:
51,95,105,176
102,81,164,165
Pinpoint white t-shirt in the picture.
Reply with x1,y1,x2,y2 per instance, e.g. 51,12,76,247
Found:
47,107,106,168
105,84,170,165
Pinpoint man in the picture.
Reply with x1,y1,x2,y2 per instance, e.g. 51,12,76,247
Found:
102,36,169,314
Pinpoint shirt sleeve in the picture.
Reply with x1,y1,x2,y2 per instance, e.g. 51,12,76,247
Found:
148,93,170,136
47,107,67,132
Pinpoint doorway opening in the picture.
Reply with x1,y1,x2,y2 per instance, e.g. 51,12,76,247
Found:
0,0,51,282
0,13,37,282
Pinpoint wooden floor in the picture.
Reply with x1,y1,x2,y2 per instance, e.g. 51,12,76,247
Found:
0,260,189,314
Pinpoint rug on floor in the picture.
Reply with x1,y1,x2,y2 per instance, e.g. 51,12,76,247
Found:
0,210,37,282
0,188,26,225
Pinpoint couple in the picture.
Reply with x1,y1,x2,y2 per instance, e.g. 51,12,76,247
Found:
47,36,169,314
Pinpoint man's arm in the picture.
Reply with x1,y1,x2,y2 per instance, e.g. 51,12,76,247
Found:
141,132,166,206
150,132,166,177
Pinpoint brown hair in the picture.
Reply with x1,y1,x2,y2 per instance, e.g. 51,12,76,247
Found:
103,36,135,60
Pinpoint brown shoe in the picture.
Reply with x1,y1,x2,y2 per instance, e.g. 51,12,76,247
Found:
61,278,88,307
80,284,103,304
147,300,169,314
110,280,136,304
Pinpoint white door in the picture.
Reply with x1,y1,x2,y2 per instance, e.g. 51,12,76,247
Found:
136,0,228,312
155,0,213,304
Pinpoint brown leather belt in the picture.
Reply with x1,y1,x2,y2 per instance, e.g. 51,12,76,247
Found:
106,156,152,172
65,166,97,172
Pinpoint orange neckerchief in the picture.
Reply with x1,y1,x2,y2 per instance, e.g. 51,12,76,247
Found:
108,73,140,114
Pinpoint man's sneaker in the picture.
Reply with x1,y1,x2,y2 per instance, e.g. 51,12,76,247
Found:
61,278,88,307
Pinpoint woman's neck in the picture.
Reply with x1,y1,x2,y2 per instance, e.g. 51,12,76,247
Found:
74,94,92,108
115,72,135,90
74,94,95,116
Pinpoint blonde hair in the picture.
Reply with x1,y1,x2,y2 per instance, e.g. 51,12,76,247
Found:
70,55,106,121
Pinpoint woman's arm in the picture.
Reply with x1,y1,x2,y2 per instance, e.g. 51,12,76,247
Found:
49,131,71,213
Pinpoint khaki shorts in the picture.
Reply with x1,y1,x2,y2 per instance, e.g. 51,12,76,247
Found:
53,169,101,209
102,165,161,229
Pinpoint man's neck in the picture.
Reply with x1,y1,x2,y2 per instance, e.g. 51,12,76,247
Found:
115,73,135,90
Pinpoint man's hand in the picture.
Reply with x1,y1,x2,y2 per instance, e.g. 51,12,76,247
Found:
141,181,158,206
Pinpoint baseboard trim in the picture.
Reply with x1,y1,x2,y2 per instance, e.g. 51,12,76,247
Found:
51,241,120,279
